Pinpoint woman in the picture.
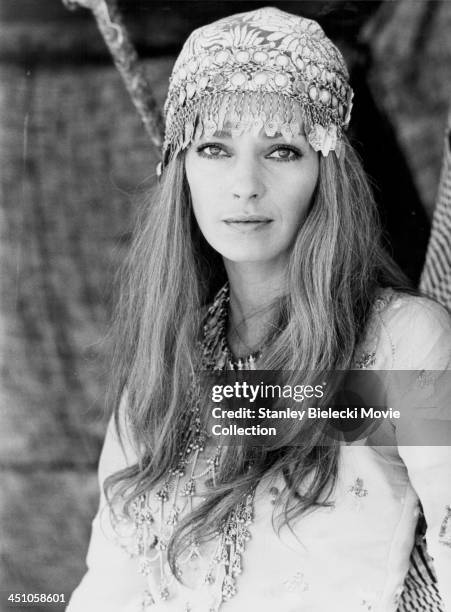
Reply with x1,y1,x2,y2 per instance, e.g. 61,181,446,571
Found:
67,7,451,612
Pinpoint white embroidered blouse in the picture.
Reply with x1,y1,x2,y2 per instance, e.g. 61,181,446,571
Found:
67,291,451,612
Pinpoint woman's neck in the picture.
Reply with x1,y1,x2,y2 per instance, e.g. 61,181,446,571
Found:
223,260,286,357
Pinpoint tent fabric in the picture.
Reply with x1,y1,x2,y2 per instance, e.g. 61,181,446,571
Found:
420,106,451,309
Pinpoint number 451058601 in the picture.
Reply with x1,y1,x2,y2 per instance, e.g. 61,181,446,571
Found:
7,593,66,604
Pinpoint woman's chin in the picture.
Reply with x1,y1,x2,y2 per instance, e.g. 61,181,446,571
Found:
219,247,282,266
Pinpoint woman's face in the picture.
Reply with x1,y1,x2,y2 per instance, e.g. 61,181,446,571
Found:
185,121,319,271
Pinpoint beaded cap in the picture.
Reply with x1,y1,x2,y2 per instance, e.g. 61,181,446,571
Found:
163,6,354,162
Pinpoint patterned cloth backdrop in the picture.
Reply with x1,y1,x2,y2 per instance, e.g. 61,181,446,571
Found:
420,105,451,308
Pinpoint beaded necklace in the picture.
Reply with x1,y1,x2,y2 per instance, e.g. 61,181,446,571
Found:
122,284,257,611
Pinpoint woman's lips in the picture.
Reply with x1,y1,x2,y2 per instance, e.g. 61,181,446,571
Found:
223,215,273,233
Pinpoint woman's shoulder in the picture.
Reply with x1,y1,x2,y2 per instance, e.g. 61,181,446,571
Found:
374,289,450,333
353,289,451,370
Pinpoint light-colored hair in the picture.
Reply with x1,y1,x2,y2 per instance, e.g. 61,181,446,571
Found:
106,136,410,575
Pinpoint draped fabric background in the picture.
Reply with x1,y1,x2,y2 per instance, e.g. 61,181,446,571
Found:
421,106,451,308
1,1,451,610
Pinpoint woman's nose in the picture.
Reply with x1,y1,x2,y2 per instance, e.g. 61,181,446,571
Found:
230,158,265,201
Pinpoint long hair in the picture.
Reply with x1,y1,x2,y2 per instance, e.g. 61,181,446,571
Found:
105,136,410,574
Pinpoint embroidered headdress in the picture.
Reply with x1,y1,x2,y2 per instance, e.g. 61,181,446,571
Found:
162,6,353,163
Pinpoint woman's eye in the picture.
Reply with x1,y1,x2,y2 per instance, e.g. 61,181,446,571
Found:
197,144,229,158
267,147,301,161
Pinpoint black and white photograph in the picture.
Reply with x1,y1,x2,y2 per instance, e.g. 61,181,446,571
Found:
1,1,451,611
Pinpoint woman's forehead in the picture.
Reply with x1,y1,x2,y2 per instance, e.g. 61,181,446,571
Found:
202,125,308,143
